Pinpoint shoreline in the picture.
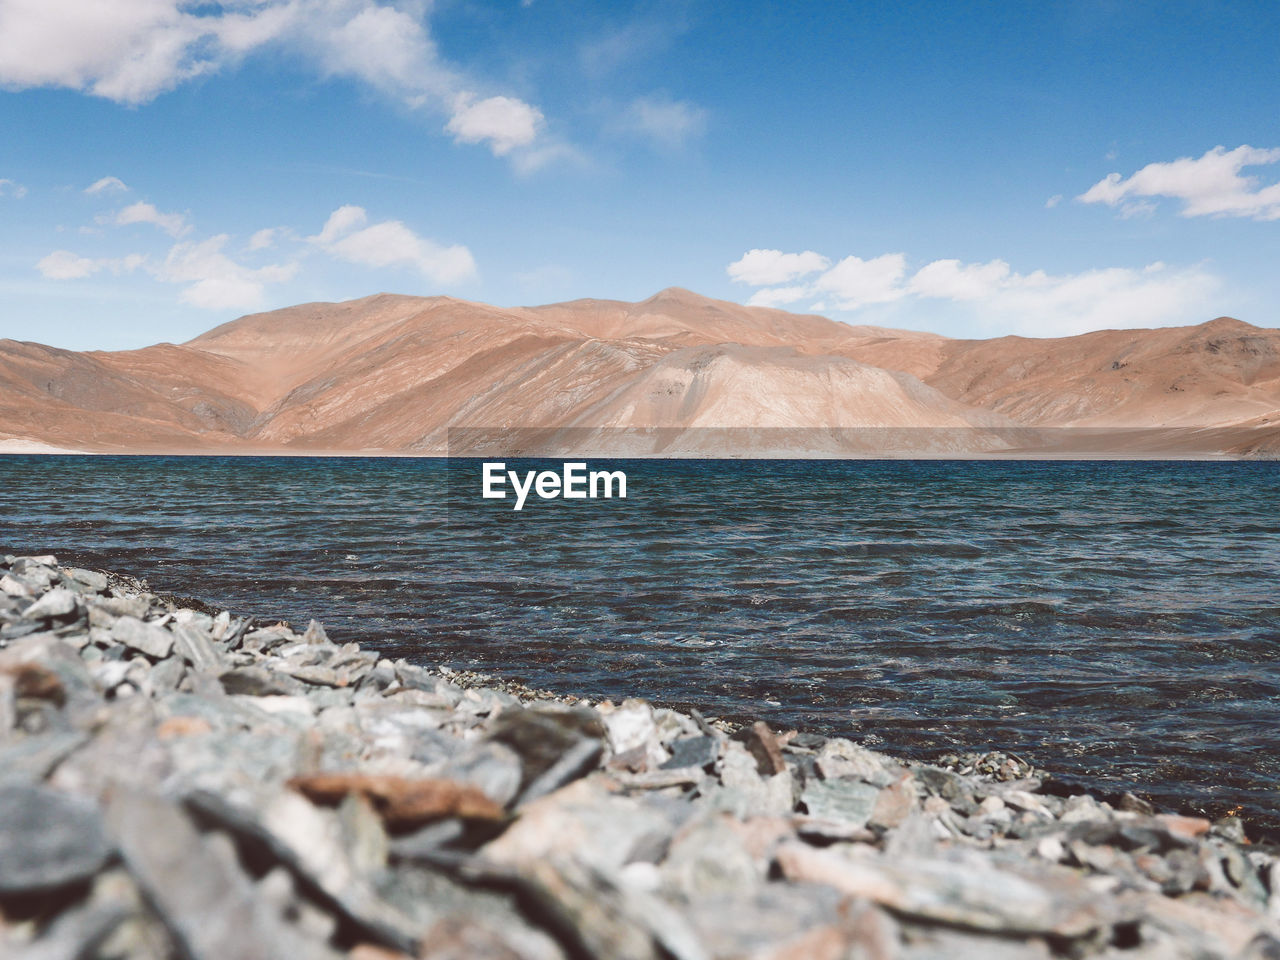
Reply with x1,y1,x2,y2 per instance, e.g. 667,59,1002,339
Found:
3,554,1279,957
0,442,1260,461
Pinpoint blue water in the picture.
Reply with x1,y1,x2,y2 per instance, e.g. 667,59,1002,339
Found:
3,455,1280,826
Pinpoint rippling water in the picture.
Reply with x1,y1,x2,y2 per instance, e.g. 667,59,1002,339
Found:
3,455,1279,827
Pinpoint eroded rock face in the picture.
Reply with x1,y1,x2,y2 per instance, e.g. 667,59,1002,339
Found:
1,552,1278,959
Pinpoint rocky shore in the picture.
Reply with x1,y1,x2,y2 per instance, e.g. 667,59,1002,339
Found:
1,554,1278,959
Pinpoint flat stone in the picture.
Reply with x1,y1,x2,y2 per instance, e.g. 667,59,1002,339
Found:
172,623,223,672
106,787,330,960
110,616,174,659
661,814,766,898
218,665,304,696
776,842,1113,938
63,568,110,593
800,778,880,826
438,741,524,807
869,775,918,829
0,783,112,893
814,738,896,786
483,778,674,876
686,883,876,960
486,705,605,805
1,573,33,596
187,786,422,954
713,743,795,818
0,730,89,785
281,664,349,687
1158,813,1212,841
517,856,707,960
734,721,788,776
600,699,668,771
21,587,81,622
288,772,506,829
8,897,129,960
660,736,719,770
91,595,151,620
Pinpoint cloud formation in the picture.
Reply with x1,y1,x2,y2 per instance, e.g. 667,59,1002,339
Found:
0,0,545,161
85,176,129,195
36,250,145,280
113,201,190,238
729,249,1220,336
0,178,27,198
617,96,707,149
309,205,477,283
1078,145,1280,220
446,95,543,156
726,249,830,286
158,235,298,310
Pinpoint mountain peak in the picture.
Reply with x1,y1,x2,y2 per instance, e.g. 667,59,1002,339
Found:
642,286,710,305
1200,316,1258,332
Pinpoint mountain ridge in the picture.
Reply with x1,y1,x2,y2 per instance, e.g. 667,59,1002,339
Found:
2,289,1277,456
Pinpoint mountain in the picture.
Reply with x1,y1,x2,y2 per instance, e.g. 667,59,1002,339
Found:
1,288,1278,456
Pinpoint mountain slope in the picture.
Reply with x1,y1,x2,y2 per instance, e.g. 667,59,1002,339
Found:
1,289,1277,455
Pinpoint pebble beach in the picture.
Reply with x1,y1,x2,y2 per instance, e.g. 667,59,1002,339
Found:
1,552,1278,960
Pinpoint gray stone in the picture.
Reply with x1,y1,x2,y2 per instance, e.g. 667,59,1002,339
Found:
8,899,128,960
302,619,331,645
186,786,421,955
218,666,304,696
486,705,605,805
0,783,112,893
661,735,718,770
171,623,223,672
143,656,186,697
109,617,174,659
21,588,81,622
800,778,882,826
375,865,568,960
660,814,766,898
440,741,524,807
776,842,1114,938
63,568,110,593
518,856,708,960
91,595,151,620
106,788,333,960
0,730,90,785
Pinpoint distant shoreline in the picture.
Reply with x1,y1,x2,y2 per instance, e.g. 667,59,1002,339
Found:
0,440,1254,461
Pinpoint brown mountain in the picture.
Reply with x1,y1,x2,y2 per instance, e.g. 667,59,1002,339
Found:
1,288,1277,456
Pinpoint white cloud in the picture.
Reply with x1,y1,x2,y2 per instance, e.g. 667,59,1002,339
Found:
0,0,549,162
617,96,706,149
1078,144,1280,220
745,285,812,309
309,205,476,283
248,227,280,251
114,201,190,237
727,249,830,286
37,250,145,279
0,178,27,198
908,258,1011,301
730,248,1221,336
811,253,908,310
37,250,103,280
445,94,543,156
1045,194,1062,209
38,192,475,311
85,176,129,195
158,235,298,310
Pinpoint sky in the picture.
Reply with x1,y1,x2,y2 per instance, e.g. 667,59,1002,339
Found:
1,0,1278,350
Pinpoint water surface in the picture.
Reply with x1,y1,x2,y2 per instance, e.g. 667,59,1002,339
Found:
3,455,1279,826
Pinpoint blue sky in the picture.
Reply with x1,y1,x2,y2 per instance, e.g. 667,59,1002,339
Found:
1,0,1278,350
